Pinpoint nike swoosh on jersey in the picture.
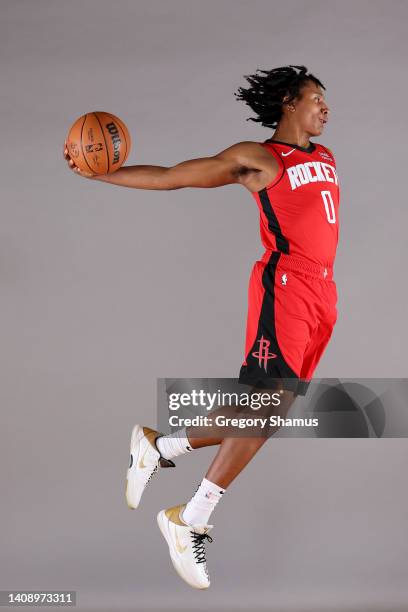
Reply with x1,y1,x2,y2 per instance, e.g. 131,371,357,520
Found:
281,149,296,157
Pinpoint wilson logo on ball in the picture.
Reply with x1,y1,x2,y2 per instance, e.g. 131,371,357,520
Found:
106,122,121,164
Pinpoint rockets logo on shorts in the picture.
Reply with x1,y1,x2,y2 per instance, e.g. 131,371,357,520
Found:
251,335,277,372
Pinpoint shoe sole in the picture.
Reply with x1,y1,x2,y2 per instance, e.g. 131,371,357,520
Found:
156,510,209,590
125,425,144,509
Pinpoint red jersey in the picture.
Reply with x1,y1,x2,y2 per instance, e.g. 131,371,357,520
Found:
251,139,340,268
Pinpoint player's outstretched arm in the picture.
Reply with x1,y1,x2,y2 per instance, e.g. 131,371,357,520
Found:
63,142,260,190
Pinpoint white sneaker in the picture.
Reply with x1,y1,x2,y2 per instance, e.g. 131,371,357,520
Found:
125,425,175,509
157,504,213,589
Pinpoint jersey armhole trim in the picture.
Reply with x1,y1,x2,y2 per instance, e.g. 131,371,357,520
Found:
251,143,285,194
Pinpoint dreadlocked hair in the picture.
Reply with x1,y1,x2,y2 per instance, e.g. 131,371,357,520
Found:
234,65,325,129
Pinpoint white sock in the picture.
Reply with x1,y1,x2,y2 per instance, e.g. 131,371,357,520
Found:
155,428,193,460
182,477,226,526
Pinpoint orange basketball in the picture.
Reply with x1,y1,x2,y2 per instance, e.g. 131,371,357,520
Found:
66,112,131,175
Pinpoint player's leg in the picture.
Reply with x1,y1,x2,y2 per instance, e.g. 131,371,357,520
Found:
125,385,289,509
183,384,293,446
125,401,247,510
178,387,288,449
202,388,295,488
156,385,297,589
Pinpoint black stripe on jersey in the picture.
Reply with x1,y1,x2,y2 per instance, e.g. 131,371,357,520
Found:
238,250,299,391
258,189,290,254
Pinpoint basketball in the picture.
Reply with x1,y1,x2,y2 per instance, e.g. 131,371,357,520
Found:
66,112,131,175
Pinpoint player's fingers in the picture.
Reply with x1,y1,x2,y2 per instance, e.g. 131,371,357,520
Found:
65,156,79,173
74,165,94,179
63,143,94,178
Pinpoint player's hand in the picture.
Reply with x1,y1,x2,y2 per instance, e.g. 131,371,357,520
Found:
63,141,96,179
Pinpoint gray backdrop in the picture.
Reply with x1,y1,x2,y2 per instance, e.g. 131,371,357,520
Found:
1,0,408,610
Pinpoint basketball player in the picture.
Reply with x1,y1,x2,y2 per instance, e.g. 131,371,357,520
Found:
64,65,339,589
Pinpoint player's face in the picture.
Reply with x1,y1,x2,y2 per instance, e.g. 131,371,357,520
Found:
294,81,330,136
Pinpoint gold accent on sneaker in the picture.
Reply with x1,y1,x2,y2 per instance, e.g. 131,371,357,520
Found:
165,504,188,526
142,426,161,448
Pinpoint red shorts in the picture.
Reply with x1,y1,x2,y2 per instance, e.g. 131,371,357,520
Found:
238,250,338,396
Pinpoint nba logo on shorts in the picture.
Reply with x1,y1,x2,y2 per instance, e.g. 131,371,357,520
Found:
281,273,288,285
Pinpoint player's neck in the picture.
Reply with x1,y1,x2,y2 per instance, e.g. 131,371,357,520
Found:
270,122,311,149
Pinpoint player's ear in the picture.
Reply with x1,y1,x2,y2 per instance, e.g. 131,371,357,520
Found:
282,95,295,113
